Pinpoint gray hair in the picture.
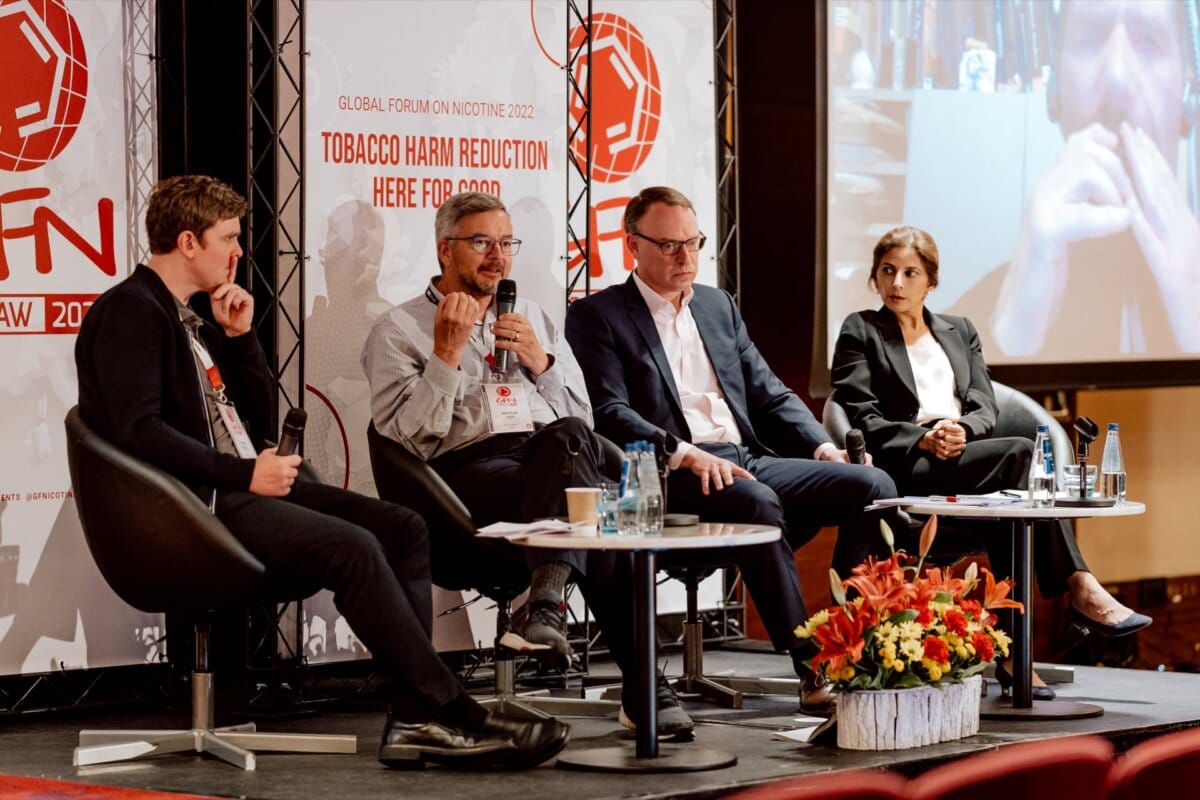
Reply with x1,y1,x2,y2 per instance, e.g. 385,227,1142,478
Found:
434,191,507,242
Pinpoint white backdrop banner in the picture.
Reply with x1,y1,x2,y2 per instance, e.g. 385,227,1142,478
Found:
302,0,716,658
0,0,161,675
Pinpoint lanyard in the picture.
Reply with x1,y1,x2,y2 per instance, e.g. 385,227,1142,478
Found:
187,331,228,404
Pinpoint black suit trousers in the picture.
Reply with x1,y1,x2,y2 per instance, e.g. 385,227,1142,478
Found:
215,480,464,716
665,443,898,652
899,436,1088,600
428,417,637,677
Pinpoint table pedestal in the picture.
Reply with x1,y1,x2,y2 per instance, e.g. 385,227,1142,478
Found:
555,550,737,773
980,518,1103,720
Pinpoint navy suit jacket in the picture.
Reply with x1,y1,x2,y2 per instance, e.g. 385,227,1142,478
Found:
564,276,830,458
830,308,998,475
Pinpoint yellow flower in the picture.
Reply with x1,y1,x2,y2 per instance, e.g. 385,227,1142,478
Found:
925,660,943,681
892,659,905,672
897,620,924,641
794,608,830,640
955,645,969,659
840,666,856,681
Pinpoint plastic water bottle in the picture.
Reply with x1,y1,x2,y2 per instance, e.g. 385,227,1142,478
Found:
618,444,644,536
637,442,664,535
1100,423,1126,502
1028,425,1054,507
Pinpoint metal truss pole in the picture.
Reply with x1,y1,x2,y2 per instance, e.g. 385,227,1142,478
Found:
245,0,307,700
123,0,156,266
247,0,306,421
565,0,593,303
714,0,739,305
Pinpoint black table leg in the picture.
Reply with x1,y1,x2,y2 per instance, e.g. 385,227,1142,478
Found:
555,548,737,772
980,519,1103,720
634,549,657,758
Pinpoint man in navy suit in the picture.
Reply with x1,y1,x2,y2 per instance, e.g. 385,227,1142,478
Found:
565,186,897,707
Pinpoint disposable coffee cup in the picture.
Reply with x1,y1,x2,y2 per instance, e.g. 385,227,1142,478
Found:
565,487,601,529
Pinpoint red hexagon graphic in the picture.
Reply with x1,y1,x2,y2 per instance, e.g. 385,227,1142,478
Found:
568,14,661,184
0,0,89,172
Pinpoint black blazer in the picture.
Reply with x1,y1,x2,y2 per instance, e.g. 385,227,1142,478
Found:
75,265,273,501
565,276,830,456
830,308,998,475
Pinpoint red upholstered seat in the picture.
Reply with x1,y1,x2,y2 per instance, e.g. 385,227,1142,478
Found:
1108,727,1200,800
725,769,908,800
909,736,1113,800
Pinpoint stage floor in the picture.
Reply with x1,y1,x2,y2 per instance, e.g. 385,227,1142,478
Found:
1,648,1197,800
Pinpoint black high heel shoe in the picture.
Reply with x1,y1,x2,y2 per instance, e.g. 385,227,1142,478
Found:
1069,606,1153,638
994,661,1056,701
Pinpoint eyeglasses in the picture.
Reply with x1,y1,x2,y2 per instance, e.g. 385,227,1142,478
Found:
632,231,707,256
444,235,522,256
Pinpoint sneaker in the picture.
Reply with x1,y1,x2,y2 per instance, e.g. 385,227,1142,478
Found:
618,672,695,740
510,597,572,672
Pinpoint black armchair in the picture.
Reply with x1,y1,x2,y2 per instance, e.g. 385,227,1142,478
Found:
365,421,618,719
64,406,358,769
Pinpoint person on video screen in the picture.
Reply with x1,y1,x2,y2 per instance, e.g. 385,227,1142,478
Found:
957,0,1200,360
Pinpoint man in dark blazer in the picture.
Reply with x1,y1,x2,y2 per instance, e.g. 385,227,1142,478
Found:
565,186,898,705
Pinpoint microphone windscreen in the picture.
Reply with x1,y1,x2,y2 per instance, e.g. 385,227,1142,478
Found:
845,428,866,465
277,408,307,456
496,279,517,309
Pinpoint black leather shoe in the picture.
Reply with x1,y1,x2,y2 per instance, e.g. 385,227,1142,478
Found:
994,661,1055,701
799,671,837,717
378,712,569,770
1069,606,1153,638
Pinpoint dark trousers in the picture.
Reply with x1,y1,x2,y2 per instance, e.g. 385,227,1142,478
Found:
428,417,637,676
899,436,1088,600
215,480,463,716
665,442,898,652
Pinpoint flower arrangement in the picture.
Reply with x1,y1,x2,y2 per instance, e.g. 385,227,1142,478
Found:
796,516,1024,691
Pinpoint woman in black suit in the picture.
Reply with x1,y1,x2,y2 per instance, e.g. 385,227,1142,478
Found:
831,226,1151,697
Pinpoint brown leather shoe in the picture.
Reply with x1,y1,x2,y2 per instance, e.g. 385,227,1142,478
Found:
799,672,836,717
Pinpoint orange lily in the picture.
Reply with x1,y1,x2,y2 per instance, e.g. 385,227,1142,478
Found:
980,567,1025,614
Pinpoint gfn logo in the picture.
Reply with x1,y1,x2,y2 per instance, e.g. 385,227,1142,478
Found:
568,14,661,184
0,0,88,172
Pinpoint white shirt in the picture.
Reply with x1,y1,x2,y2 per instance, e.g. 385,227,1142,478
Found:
631,272,835,466
906,331,963,424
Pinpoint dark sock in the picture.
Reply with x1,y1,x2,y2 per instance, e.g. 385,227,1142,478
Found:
528,561,571,605
388,694,431,725
435,692,489,731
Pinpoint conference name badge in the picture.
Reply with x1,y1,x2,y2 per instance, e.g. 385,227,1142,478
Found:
216,402,259,459
482,383,534,434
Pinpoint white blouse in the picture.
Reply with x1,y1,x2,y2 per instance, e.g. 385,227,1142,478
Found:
906,331,962,424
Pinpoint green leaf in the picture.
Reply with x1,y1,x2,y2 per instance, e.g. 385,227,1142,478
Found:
933,592,953,604
888,609,918,624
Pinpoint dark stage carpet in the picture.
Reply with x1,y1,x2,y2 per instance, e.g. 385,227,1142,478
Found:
1,649,1197,800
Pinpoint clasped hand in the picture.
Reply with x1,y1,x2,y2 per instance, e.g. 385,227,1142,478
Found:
920,419,966,461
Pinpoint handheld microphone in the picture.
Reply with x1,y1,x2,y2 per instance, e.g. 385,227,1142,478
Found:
493,279,517,372
845,428,866,465
276,408,307,456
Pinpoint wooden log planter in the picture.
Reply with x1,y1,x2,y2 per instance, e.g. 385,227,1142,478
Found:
836,675,982,750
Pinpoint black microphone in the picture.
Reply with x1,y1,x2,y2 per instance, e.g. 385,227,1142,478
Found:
276,408,307,456
493,279,517,372
845,428,866,465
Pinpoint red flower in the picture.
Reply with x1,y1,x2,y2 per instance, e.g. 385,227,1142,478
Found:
943,609,968,637
922,635,950,663
915,606,935,625
971,631,995,663
960,599,983,620
811,606,870,674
